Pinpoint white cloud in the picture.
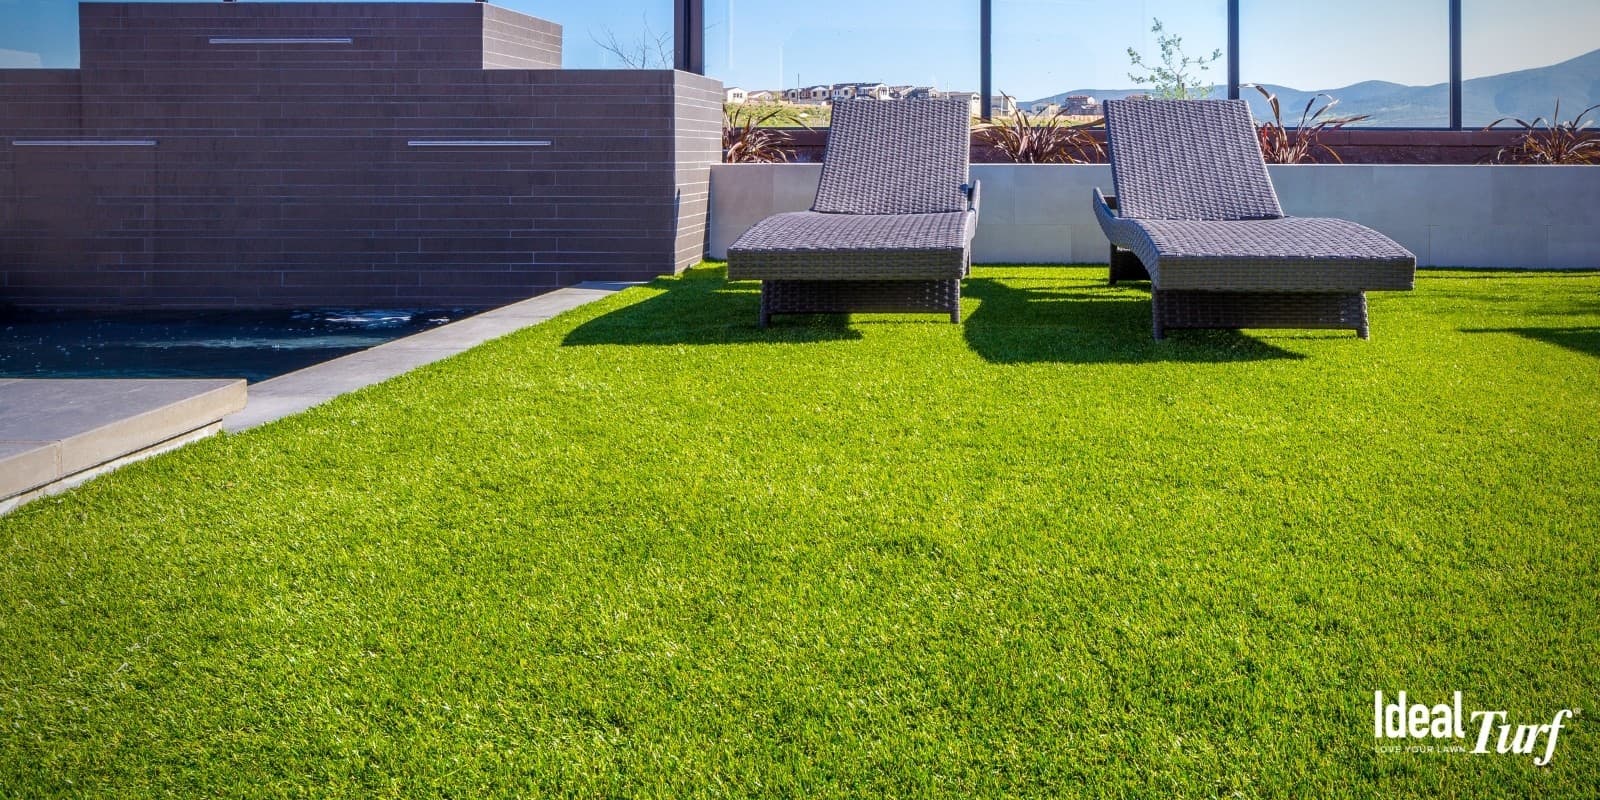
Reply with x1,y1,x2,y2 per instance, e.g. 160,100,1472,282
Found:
0,47,42,68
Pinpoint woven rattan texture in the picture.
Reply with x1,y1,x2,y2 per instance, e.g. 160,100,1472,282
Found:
727,211,973,281
1093,190,1414,292
1152,290,1369,338
812,99,971,215
1126,218,1415,291
761,279,961,325
1104,100,1283,221
731,210,970,252
1092,102,1414,337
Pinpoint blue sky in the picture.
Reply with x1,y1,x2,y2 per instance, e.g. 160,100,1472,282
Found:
2,0,1596,101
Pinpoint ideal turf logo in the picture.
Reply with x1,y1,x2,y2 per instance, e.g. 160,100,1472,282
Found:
1372,691,1580,766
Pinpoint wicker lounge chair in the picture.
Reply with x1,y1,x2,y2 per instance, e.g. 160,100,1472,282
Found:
727,99,979,326
1092,99,1415,339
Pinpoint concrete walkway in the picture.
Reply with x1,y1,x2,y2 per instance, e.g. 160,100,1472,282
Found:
223,281,627,432
0,378,247,513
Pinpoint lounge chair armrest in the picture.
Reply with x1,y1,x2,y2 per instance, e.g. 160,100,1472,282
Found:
1092,187,1118,216
1092,187,1126,235
963,180,981,216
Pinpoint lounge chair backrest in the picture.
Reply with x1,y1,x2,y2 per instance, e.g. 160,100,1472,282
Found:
1104,99,1283,221
812,99,971,215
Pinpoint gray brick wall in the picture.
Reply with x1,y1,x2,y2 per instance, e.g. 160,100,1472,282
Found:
0,2,718,310
671,72,723,273
482,4,561,69
79,2,491,70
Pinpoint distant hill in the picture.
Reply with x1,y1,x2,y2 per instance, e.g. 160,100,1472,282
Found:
1026,47,1600,127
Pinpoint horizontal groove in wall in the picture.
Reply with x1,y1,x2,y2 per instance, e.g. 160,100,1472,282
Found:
207,37,354,45
406,140,553,147
11,139,158,147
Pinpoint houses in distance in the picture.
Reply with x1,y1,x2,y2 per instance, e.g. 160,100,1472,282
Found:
723,83,987,116
723,84,1118,118
1026,95,1103,117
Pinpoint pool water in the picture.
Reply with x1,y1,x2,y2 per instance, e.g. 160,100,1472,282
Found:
0,308,476,383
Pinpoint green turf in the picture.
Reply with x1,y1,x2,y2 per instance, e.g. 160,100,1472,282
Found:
2,266,1597,798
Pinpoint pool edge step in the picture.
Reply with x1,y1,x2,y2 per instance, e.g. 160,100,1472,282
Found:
0,379,246,514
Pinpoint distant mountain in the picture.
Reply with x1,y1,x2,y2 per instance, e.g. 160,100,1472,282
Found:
1026,47,1600,127
1463,48,1600,125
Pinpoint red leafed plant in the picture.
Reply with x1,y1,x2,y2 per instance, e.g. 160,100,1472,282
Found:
1247,84,1369,164
974,95,1105,164
1484,101,1600,165
723,105,798,164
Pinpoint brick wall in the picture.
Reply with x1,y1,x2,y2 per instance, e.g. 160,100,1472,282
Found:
481,4,561,69
671,72,724,272
0,2,716,310
79,2,506,71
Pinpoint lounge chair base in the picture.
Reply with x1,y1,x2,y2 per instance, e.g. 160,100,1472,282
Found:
1152,290,1370,340
759,279,961,327
1108,244,1150,285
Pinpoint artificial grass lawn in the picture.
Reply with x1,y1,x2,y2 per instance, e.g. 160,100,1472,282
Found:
2,266,1597,798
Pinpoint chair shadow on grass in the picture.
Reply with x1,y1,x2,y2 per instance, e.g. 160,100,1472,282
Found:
562,271,861,346
1460,327,1600,361
961,277,1305,364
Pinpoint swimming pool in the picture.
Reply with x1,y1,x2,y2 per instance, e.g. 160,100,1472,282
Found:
0,308,476,383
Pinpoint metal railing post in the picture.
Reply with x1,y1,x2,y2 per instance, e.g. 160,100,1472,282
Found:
980,0,992,119
1449,0,1462,129
675,0,704,74
1227,0,1240,99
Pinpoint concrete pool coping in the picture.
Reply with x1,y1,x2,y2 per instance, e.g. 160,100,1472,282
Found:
223,281,629,432
0,281,628,513
0,378,247,513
